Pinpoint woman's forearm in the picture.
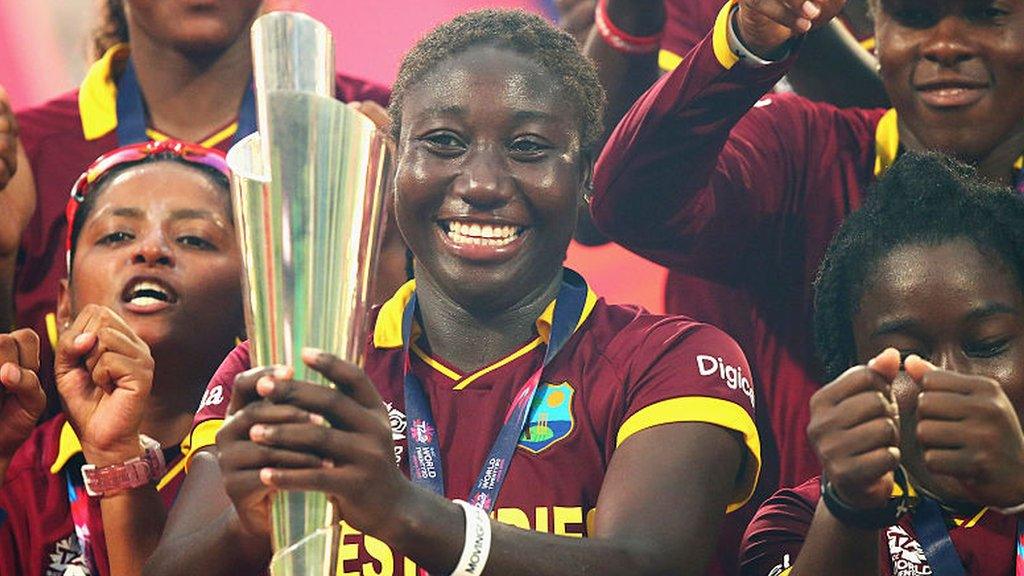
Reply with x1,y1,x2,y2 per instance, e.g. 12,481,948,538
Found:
100,487,167,576
789,501,882,576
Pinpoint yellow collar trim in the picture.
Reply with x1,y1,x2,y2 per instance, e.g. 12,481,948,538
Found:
373,274,599,388
49,422,192,491
873,108,900,177
79,44,129,141
874,109,1024,176
952,507,988,528
146,122,239,149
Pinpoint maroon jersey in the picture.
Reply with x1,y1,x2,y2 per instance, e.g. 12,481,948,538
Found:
190,276,762,575
740,476,1019,576
0,415,191,576
591,2,892,492
14,44,390,417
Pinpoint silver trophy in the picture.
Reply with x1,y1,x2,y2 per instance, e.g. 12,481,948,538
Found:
226,12,390,576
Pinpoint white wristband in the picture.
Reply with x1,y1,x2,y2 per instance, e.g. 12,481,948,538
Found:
727,3,791,65
452,499,492,576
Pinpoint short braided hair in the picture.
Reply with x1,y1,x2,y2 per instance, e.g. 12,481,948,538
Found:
813,152,1024,380
389,9,606,155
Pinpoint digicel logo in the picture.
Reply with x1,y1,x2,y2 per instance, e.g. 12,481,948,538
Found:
696,355,755,408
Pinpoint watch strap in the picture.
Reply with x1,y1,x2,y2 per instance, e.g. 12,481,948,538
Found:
81,434,166,497
820,467,914,530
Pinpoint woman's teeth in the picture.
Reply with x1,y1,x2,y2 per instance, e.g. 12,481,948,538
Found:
127,281,170,305
446,222,522,246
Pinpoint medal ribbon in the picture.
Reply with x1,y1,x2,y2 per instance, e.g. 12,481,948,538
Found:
905,496,1024,575
401,269,588,512
115,57,257,146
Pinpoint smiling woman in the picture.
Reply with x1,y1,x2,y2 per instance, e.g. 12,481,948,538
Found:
0,140,244,576
145,10,761,576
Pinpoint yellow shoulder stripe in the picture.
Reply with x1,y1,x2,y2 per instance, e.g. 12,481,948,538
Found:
616,396,761,513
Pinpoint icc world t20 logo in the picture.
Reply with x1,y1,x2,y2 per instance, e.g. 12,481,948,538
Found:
410,418,436,444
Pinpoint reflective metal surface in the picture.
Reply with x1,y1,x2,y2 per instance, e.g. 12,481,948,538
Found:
227,12,390,576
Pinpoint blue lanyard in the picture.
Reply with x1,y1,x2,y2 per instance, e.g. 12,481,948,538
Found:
400,270,588,512
910,496,1024,575
911,497,968,576
115,57,257,145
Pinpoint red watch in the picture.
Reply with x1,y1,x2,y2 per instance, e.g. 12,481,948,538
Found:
81,435,166,497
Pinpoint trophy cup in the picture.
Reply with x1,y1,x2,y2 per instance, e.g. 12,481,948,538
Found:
226,12,390,576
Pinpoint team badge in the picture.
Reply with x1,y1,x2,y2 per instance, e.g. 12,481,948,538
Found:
518,382,575,453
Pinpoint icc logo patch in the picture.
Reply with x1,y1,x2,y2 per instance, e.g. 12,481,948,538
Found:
518,382,575,453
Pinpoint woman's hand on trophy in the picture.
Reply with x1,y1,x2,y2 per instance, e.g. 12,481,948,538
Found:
215,364,330,540
218,350,416,540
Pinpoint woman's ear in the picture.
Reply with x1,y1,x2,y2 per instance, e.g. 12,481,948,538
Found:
56,279,72,334
579,151,595,204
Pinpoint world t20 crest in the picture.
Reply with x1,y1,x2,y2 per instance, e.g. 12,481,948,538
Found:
518,382,575,453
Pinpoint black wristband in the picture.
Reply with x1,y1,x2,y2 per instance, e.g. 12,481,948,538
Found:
820,468,912,530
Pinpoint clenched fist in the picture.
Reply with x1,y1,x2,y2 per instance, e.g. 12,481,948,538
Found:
808,348,902,510
907,355,1024,508
736,0,846,58
55,304,154,466
0,329,45,481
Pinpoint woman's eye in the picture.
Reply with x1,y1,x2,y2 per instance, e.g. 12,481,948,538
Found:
421,132,465,154
509,137,551,158
965,338,1011,358
98,231,134,245
967,5,1009,22
178,235,215,250
892,8,937,27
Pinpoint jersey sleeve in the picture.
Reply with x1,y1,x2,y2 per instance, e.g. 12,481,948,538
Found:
615,318,760,512
187,342,251,461
590,1,832,281
739,476,821,576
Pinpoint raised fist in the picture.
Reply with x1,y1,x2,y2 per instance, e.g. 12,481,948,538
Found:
55,304,154,466
907,355,1024,508
808,348,902,510
736,0,846,58
0,329,45,480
